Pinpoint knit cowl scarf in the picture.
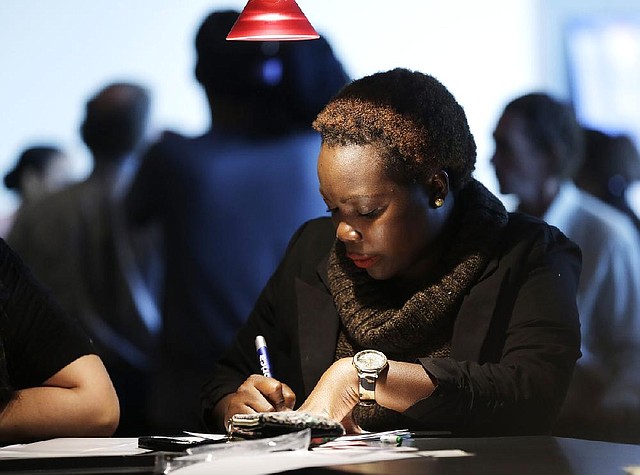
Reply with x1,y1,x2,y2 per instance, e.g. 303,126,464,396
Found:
328,179,508,431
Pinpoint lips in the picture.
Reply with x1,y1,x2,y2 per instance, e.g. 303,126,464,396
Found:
346,253,380,269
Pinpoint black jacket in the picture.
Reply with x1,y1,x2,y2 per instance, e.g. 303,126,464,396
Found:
203,214,581,435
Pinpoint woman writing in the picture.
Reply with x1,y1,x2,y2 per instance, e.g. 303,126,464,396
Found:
202,68,581,435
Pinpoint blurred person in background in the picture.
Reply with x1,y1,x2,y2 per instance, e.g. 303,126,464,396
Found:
125,10,349,433
492,93,640,443
1,145,72,237
574,127,640,233
8,82,160,436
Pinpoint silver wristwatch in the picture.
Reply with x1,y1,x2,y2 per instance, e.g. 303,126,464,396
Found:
352,349,388,406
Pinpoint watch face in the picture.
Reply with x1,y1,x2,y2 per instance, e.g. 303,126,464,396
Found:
355,350,387,371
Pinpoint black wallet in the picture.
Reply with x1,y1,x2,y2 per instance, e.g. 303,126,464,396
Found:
228,411,345,441
138,436,227,452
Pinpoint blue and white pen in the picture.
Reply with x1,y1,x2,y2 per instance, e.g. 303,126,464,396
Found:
255,335,273,378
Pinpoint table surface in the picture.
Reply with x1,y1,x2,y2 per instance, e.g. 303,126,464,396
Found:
285,436,640,475
0,435,639,475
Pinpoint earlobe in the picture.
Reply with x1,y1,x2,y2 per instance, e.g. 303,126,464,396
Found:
429,170,450,208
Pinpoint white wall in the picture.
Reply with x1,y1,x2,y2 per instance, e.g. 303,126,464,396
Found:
0,0,550,214
539,0,640,96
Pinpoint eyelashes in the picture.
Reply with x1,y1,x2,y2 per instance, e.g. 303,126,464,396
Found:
325,207,382,219
360,208,382,218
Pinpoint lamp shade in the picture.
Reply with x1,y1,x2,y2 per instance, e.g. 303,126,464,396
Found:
226,0,320,41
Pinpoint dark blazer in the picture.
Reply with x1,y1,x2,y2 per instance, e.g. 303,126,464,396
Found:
203,214,581,435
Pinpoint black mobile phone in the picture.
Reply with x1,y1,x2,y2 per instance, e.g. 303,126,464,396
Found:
137,436,227,452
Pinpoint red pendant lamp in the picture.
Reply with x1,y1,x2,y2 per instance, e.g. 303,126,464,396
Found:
226,0,320,41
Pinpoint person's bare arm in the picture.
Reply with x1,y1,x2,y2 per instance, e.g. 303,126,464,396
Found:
298,358,436,432
378,360,437,410
0,354,120,440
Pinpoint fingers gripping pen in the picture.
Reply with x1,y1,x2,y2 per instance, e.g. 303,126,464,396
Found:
255,335,273,378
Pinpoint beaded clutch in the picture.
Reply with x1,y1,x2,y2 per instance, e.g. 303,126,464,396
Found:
228,411,344,442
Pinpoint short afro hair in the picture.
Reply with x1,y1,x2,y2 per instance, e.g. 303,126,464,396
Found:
313,68,476,191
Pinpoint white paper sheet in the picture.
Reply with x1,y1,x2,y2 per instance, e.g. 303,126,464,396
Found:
0,437,148,458
182,431,228,441
170,448,421,474
170,447,475,474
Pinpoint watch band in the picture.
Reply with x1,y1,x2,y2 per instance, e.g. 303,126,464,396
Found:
357,372,378,406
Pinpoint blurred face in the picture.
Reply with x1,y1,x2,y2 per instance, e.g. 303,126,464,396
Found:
491,111,549,203
21,153,73,202
318,143,448,282
42,153,73,193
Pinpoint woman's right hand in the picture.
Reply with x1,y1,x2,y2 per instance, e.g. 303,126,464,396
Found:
214,374,296,430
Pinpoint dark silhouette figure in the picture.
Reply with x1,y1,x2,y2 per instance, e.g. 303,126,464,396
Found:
125,10,349,433
574,127,640,232
8,82,160,436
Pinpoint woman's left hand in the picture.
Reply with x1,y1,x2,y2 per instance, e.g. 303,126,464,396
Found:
297,357,361,432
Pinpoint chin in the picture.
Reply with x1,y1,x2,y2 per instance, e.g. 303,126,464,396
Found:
366,267,392,281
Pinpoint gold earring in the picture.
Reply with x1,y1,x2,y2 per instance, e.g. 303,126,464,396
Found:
434,197,444,208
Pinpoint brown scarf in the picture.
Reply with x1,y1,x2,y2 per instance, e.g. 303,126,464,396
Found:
328,179,508,430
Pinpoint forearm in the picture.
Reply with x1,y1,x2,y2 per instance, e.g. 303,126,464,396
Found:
0,386,118,440
300,359,435,423
0,355,120,440
377,361,436,412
